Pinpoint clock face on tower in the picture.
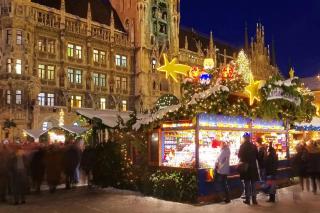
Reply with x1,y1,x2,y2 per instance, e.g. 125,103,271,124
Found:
151,0,169,42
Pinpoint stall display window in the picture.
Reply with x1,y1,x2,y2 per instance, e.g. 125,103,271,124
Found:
199,130,243,168
252,133,287,160
162,130,195,168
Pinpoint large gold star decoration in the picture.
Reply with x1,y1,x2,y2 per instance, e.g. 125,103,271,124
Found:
245,80,262,105
157,54,191,82
315,103,320,116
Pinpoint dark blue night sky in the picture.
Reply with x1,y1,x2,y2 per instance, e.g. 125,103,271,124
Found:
180,0,320,78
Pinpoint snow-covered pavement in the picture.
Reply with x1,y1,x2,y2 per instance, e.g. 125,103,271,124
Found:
0,185,319,213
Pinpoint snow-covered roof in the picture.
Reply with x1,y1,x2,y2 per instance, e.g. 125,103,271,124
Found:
76,108,133,128
24,129,49,139
132,84,229,130
60,125,89,134
295,117,320,128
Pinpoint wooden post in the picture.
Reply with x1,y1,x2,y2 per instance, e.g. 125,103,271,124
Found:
195,114,200,169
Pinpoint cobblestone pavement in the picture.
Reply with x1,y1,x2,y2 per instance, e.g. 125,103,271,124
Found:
0,185,319,213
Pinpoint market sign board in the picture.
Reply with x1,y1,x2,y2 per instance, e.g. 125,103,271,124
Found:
198,114,251,129
267,87,301,106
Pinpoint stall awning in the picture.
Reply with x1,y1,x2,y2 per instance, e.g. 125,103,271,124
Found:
294,117,320,130
24,128,49,139
76,108,133,128
60,125,89,134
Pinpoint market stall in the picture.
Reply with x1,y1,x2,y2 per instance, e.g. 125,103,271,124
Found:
149,113,290,201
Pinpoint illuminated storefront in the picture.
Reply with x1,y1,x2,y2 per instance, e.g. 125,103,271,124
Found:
149,114,288,168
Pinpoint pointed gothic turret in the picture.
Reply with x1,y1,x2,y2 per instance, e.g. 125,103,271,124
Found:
184,35,188,50
271,37,277,66
244,22,249,53
110,10,115,42
208,31,215,58
87,1,92,20
60,0,66,29
61,0,65,11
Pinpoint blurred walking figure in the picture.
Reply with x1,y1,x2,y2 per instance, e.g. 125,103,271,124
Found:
264,143,278,202
9,147,28,205
45,145,63,193
256,138,267,181
293,143,309,191
306,140,320,194
238,133,259,205
81,145,95,188
0,145,9,202
30,146,46,193
215,141,231,203
64,142,82,189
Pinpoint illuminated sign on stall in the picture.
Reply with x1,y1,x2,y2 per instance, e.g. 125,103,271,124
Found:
162,122,194,128
198,114,251,129
252,119,284,131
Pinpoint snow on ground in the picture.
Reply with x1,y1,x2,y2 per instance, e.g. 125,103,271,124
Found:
0,185,319,213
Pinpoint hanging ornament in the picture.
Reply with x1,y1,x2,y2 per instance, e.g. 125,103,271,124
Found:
157,54,191,82
199,71,212,85
220,64,235,80
289,67,295,79
203,58,215,70
245,80,263,105
189,67,201,80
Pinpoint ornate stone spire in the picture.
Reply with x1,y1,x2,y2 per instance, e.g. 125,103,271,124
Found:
244,22,249,53
271,37,277,66
61,0,65,11
87,1,92,20
184,35,188,50
208,31,214,58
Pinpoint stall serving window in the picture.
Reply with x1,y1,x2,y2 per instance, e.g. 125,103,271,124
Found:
162,129,195,168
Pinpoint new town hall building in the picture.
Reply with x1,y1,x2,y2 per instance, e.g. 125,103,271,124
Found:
0,0,278,140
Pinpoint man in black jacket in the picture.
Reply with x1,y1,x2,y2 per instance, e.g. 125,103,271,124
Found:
265,143,278,202
238,133,259,205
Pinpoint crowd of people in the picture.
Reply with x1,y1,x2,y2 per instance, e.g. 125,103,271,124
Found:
215,133,320,205
0,141,94,205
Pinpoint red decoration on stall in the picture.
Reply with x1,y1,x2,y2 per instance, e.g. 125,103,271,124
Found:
211,139,221,148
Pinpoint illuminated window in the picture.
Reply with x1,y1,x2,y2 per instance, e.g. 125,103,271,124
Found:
16,30,22,45
38,93,45,106
67,44,74,57
71,95,82,108
75,45,82,59
121,78,127,92
152,58,157,70
122,100,127,111
100,51,106,64
75,70,82,84
15,59,22,74
38,64,46,79
16,90,22,105
67,68,74,83
116,76,121,90
93,49,99,62
47,39,55,54
7,59,12,73
38,38,45,52
115,54,121,66
6,29,12,44
93,73,99,86
121,56,127,67
100,74,106,87
47,93,55,106
100,98,106,110
47,65,55,80
6,90,11,104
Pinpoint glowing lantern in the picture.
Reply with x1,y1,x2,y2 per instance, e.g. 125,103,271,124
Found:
203,58,215,70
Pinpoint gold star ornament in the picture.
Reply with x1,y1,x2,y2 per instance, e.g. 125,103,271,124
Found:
245,80,263,105
157,54,191,82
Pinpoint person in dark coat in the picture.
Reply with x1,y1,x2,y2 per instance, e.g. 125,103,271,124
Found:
238,133,259,205
81,146,95,188
292,143,309,191
0,145,9,202
264,143,278,202
44,145,63,193
257,138,267,181
306,141,320,194
30,147,46,194
64,142,82,189
9,148,28,205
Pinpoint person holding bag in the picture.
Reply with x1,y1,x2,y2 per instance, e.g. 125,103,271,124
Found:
215,141,231,203
238,133,259,205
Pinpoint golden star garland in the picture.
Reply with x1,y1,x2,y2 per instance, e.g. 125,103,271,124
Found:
245,80,262,105
157,54,191,82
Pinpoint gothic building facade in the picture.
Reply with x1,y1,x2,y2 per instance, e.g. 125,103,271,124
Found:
0,0,278,140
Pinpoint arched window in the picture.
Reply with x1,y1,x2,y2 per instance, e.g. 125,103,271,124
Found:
160,79,169,92
153,81,157,90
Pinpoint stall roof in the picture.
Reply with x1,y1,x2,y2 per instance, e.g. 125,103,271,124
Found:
24,128,49,139
295,117,320,128
60,125,89,134
76,108,133,128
